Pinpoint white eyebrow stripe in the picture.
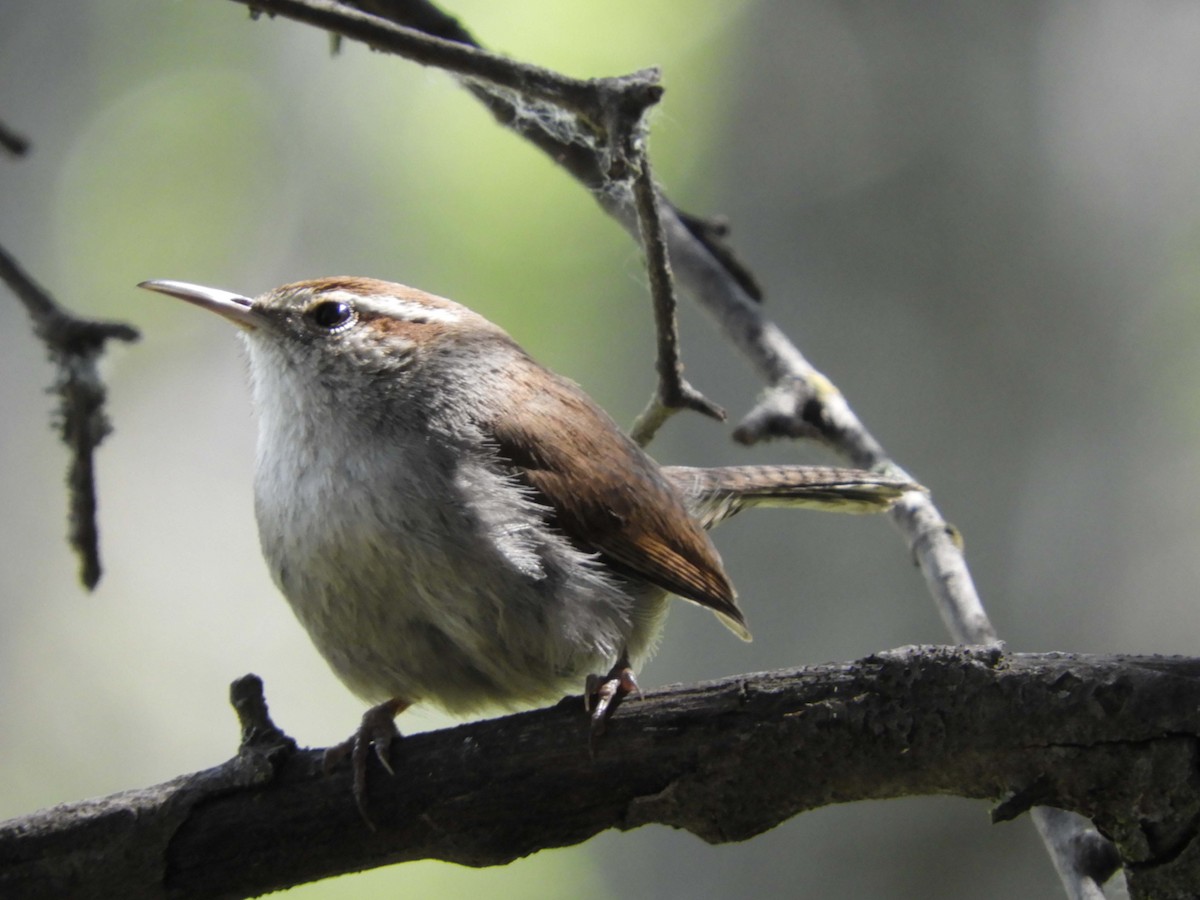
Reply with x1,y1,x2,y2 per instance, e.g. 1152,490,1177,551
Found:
326,291,463,324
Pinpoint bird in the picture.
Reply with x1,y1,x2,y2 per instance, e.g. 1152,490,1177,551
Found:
140,276,918,817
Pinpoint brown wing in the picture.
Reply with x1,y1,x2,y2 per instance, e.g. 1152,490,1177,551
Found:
485,357,750,640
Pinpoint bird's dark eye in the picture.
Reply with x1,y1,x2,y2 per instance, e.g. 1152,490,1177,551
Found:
308,299,356,332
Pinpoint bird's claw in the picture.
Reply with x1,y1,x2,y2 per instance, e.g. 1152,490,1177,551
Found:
585,662,641,737
323,698,407,827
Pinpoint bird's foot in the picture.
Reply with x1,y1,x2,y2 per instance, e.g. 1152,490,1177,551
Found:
585,658,641,737
323,697,408,827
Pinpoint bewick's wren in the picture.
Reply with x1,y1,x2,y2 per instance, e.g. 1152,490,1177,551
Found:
140,276,917,813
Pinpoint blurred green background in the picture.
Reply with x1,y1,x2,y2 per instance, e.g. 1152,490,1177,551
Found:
5,2,1200,897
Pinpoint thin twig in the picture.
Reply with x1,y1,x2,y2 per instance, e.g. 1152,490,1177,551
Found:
0,246,140,589
673,206,763,302
236,0,662,176
628,156,724,445
1033,807,1120,900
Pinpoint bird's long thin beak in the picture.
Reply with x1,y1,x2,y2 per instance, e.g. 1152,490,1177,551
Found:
138,279,261,330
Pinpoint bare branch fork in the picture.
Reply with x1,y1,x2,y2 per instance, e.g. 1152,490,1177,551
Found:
240,0,717,436
0,244,140,589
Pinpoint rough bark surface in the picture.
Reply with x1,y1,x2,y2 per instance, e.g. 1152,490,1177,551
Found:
2,646,1198,899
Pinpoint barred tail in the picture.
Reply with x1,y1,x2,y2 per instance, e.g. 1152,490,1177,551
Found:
664,465,921,529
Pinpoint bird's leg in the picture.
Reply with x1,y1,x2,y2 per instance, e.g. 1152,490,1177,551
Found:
323,697,409,826
585,653,641,736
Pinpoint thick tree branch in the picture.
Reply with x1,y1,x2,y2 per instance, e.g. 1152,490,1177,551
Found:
1,647,1194,900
